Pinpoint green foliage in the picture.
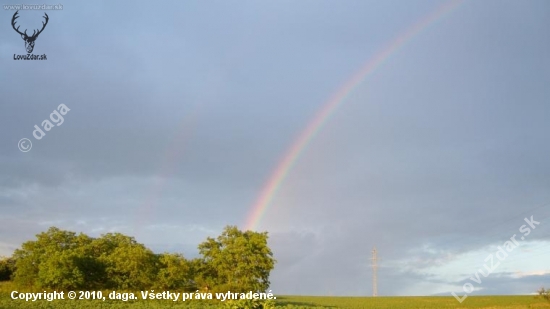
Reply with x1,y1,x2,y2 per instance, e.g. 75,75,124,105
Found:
7,225,275,293
189,257,216,291
198,226,276,293
96,233,157,290
12,227,89,289
10,227,157,290
36,249,85,290
157,253,194,290
0,257,15,281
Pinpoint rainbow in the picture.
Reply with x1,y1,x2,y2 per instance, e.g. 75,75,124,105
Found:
244,0,464,231
134,105,201,233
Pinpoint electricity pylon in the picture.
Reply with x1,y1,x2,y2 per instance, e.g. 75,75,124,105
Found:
371,247,378,297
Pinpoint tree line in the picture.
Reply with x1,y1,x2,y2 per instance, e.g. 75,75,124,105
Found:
0,226,275,292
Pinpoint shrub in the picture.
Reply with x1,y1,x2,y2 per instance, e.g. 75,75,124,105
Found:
537,287,549,300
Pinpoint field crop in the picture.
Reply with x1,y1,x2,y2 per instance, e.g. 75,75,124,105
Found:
277,295,550,308
1,291,550,309
2,284,549,309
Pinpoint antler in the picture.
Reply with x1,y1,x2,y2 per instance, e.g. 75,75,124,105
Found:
31,13,49,38
11,11,26,36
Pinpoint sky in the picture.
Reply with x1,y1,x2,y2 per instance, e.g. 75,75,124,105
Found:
1,0,550,297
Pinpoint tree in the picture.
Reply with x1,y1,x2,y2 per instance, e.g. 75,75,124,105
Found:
95,233,157,290
189,257,216,291
538,287,550,300
157,253,194,290
0,256,15,281
9,226,276,293
12,227,85,288
11,227,158,290
198,226,275,292
36,249,86,290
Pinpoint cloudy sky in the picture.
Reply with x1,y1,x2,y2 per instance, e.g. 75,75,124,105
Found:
1,0,550,297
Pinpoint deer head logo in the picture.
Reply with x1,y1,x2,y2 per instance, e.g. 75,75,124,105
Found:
11,10,49,54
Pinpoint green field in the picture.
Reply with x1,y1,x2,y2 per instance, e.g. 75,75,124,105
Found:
277,295,550,308
1,292,550,309
2,282,549,308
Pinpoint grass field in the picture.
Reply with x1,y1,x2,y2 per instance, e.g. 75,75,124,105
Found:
1,291,550,309
1,283,549,309
277,295,550,308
